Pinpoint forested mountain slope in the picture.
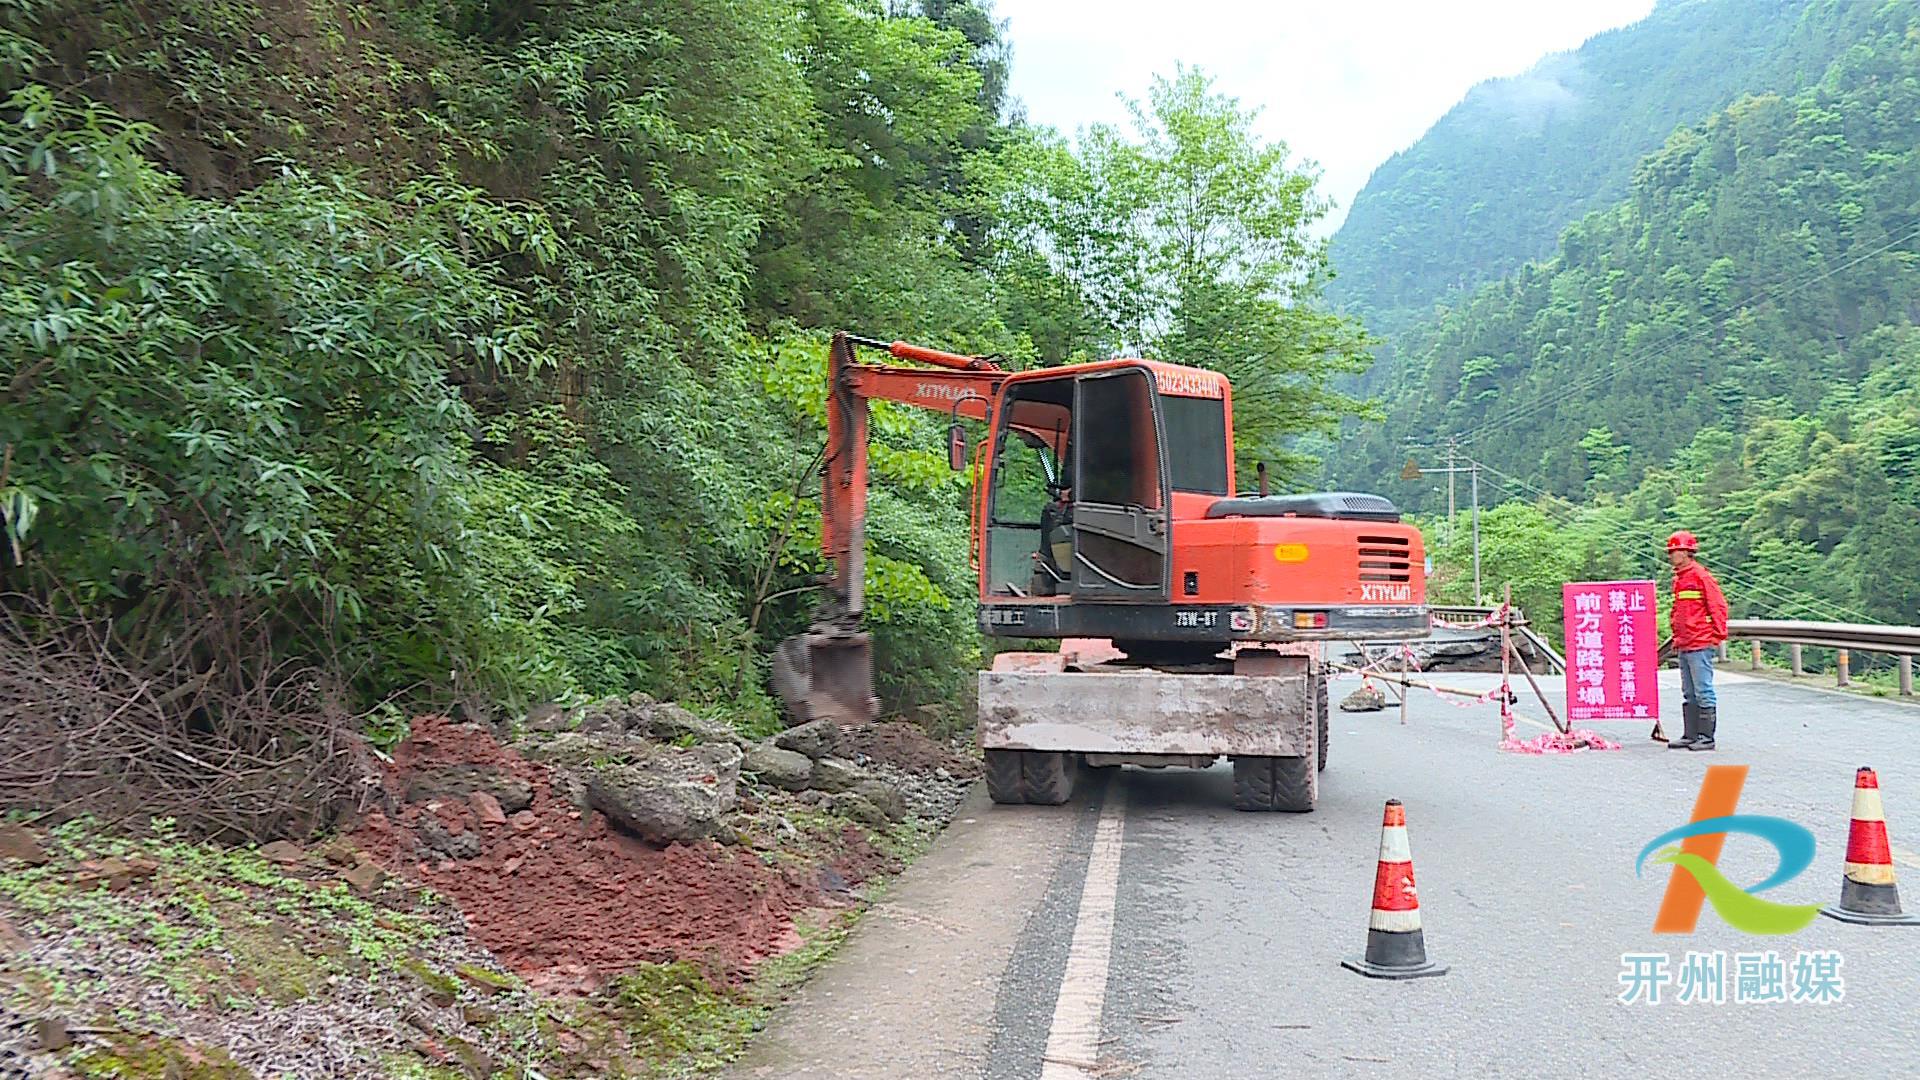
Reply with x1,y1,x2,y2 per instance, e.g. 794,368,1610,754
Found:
1,1,1362,725
1338,0,1920,629
1326,0,1856,344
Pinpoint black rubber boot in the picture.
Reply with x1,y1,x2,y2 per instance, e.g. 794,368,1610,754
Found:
1669,702,1700,749
1687,707,1716,751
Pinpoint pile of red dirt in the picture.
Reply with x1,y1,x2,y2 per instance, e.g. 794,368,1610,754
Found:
838,721,981,778
352,716,888,992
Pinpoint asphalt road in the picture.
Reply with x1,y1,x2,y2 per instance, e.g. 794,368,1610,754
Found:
733,668,1920,1079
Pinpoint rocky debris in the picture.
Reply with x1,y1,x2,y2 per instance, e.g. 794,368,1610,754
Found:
0,823,48,867
850,780,908,823
524,702,568,731
342,862,387,895
1340,685,1388,713
258,840,306,864
646,702,739,747
864,762,972,824
72,856,158,892
405,765,533,815
807,758,865,794
826,792,891,828
584,743,742,845
469,791,509,827
419,819,483,860
772,719,841,760
353,715,876,989
556,692,743,747
743,745,813,792
522,732,743,846
836,720,981,778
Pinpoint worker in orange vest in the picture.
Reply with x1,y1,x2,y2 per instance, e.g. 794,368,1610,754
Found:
1665,531,1730,751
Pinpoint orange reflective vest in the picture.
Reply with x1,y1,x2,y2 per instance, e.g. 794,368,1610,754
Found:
1670,562,1729,651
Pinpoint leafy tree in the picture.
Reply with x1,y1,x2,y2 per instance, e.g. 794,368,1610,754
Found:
981,67,1370,479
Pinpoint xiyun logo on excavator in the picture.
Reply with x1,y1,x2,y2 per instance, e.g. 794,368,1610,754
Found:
1360,583,1412,602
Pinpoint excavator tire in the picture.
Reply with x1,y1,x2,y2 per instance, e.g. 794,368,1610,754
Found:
1316,674,1330,773
1022,751,1076,805
985,749,1027,804
1272,755,1316,812
1232,755,1317,813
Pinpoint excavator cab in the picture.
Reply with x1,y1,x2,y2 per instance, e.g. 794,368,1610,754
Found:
985,366,1174,602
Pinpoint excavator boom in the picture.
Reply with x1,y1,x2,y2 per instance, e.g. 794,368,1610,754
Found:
774,332,1006,726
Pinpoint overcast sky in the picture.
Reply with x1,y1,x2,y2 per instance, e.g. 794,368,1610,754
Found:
997,0,1657,235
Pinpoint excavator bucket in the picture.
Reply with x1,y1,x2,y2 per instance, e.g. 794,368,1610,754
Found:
771,626,879,726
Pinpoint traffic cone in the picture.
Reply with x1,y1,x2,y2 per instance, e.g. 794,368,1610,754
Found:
1342,799,1448,978
1823,766,1920,926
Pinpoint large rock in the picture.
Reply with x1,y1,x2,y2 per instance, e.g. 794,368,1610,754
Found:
851,779,908,823
565,693,741,746
744,745,813,792
531,737,743,845
1340,685,1388,713
645,703,740,747
404,766,533,815
772,720,841,761
807,758,866,794
827,792,891,828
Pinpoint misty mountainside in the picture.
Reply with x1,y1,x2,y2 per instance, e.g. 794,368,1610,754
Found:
1328,0,1920,631
1327,0,1857,349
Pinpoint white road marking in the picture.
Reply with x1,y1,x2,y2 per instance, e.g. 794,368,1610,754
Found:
1039,786,1127,1080
1891,847,1920,872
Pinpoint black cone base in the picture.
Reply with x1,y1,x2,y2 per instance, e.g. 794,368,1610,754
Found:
1342,955,1449,979
1342,928,1448,979
1823,879,1920,926
1823,905,1920,926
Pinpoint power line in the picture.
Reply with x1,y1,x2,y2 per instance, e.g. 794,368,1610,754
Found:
1462,459,1872,622
1449,216,1920,448
1474,458,1871,622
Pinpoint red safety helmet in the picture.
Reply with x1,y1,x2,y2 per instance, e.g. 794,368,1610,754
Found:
1666,530,1699,552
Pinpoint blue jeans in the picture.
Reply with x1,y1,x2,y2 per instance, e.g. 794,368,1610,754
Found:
1679,648,1717,710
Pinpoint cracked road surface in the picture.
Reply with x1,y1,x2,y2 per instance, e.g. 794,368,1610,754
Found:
729,670,1920,1078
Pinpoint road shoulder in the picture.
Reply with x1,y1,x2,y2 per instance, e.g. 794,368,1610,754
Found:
729,788,1082,1080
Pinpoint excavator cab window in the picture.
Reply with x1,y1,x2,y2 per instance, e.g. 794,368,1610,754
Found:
1069,368,1171,599
986,380,1074,597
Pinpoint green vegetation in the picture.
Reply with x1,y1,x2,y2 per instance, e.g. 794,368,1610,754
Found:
979,66,1369,479
1327,0,1858,341
1,0,1361,739
1342,0,1920,634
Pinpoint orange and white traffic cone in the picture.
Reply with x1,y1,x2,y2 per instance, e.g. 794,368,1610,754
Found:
1823,766,1920,926
1342,799,1448,978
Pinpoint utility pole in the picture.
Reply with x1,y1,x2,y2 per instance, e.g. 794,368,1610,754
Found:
1401,442,1483,603
1470,460,1481,602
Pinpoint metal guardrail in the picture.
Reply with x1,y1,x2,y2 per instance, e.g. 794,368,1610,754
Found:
1425,608,1917,694
1726,619,1918,696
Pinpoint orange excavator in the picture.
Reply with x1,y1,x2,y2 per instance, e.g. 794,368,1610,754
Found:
772,332,1429,811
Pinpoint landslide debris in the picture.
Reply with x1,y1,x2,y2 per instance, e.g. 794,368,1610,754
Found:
0,696,981,1078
